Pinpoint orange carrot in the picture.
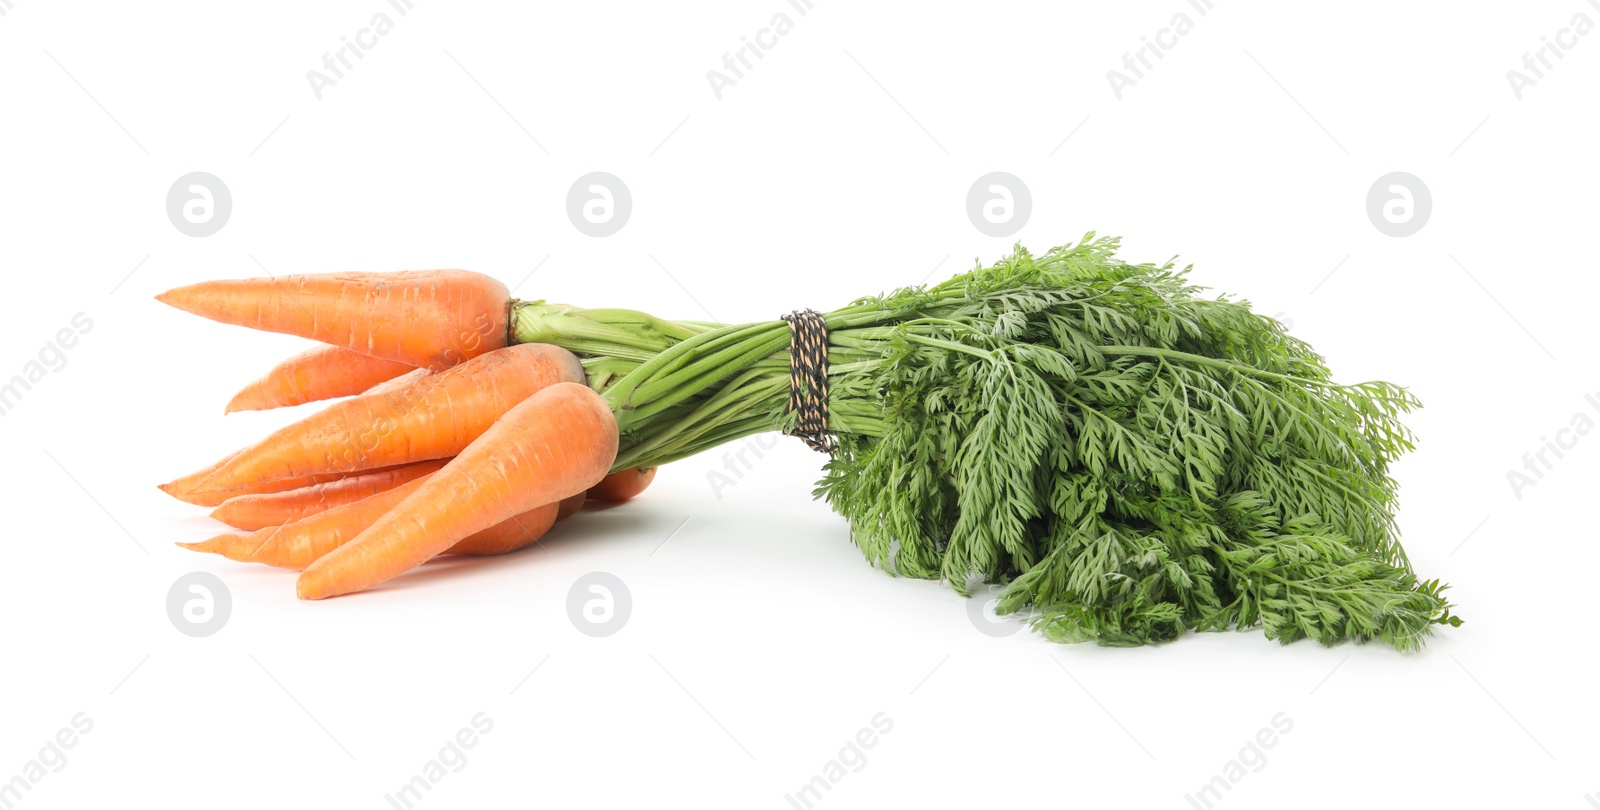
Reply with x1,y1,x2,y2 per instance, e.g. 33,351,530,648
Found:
181,478,430,568
588,467,657,502
181,474,569,569
159,448,243,499
209,459,448,530
226,346,414,413
155,270,509,371
556,492,585,520
449,490,590,556
362,367,431,397
297,382,618,599
444,504,561,556
184,344,584,500
160,449,389,507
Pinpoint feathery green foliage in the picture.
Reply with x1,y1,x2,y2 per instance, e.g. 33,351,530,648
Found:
511,234,1459,649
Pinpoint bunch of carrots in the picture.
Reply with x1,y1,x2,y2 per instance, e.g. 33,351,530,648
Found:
159,239,1456,650
158,271,652,599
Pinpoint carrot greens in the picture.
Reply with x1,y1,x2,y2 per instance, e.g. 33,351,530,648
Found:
509,234,1459,649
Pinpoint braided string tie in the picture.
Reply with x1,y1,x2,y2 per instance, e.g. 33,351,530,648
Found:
780,309,836,454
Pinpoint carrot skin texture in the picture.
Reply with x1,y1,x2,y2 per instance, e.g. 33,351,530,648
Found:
162,463,356,507
155,270,509,371
297,382,619,599
362,367,430,397
208,459,447,530
188,344,585,498
226,346,414,413
588,467,657,502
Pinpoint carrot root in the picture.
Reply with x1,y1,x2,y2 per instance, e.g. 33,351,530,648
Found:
187,343,585,498
296,382,617,599
181,474,571,569
588,467,657,502
156,270,509,370
361,367,431,397
208,459,448,530
162,466,354,508
226,345,414,413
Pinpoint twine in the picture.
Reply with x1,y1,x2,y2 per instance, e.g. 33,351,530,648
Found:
780,309,835,454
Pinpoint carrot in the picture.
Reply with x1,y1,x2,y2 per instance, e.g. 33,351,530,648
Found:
588,467,656,502
556,492,585,520
160,449,385,507
445,505,561,556
182,474,572,568
450,490,588,556
155,269,509,371
181,478,430,568
362,367,431,397
226,346,414,413
184,344,584,500
158,448,243,499
209,459,448,530
297,382,618,599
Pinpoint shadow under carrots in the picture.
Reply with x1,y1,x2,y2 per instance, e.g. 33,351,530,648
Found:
324,504,657,598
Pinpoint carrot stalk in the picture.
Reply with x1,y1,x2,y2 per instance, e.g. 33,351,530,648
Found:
226,346,415,413
296,382,617,599
208,459,448,530
184,344,584,500
155,270,509,370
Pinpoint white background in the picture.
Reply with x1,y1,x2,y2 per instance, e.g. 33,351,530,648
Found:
1,1,1595,807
